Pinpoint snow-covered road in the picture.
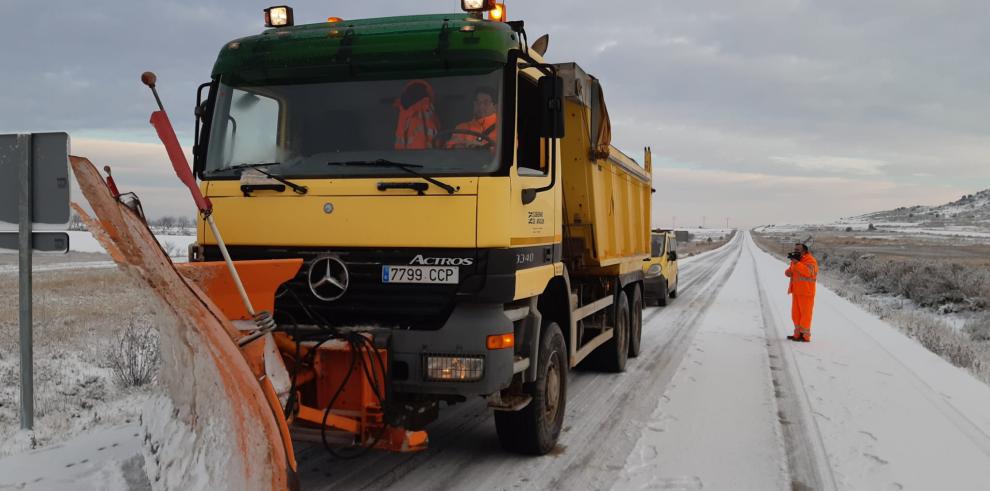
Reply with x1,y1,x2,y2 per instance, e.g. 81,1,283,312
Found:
297,232,990,490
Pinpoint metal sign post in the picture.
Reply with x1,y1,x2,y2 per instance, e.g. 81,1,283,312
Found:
17,134,33,431
0,132,70,431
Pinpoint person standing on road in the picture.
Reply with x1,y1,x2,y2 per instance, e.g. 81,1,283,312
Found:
785,243,818,342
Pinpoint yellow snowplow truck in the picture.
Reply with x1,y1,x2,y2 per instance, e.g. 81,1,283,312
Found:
643,230,679,306
182,4,652,455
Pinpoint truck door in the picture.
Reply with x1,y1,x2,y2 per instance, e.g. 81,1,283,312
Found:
509,66,557,257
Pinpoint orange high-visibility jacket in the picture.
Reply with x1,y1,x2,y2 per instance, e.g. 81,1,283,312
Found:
394,80,440,150
446,113,498,148
786,253,818,297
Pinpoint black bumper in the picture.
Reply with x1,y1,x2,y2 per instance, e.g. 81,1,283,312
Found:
390,303,514,396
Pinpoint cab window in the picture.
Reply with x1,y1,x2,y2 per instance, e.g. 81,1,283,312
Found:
516,72,546,176
210,88,280,168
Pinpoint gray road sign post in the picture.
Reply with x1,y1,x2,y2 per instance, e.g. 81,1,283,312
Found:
18,134,33,431
0,132,70,431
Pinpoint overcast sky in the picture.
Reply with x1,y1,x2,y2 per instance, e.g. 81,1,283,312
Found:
2,0,988,227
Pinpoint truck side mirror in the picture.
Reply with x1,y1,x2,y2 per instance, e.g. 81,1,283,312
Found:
538,76,565,138
668,251,678,261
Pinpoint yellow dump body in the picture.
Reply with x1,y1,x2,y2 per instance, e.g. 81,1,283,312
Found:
557,63,652,274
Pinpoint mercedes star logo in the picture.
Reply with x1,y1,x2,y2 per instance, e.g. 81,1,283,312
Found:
307,256,350,302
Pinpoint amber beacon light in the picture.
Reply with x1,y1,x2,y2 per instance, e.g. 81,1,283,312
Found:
488,3,507,22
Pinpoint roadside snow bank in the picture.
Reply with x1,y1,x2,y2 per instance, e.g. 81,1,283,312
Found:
141,395,212,490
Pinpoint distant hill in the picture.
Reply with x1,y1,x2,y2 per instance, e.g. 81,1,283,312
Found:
847,188,990,228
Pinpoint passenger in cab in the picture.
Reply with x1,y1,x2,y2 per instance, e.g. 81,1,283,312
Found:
446,87,498,149
394,80,439,150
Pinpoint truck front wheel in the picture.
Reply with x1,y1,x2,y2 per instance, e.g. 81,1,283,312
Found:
494,322,567,455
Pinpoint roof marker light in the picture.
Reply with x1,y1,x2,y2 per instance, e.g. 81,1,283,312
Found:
264,6,294,27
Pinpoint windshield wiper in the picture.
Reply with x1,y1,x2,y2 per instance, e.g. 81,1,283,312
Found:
327,159,459,195
219,162,308,195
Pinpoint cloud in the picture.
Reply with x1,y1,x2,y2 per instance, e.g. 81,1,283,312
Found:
651,167,965,228
769,155,888,176
2,0,988,228
595,40,620,55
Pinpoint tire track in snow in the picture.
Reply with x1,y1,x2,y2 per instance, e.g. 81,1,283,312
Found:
748,234,838,491
549,238,743,490
297,236,743,490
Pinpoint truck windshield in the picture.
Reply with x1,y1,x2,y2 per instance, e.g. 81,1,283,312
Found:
204,69,504,178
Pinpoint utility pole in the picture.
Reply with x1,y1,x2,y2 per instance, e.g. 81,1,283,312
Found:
702,216,706,228
726,217,730,229
672,216,676,229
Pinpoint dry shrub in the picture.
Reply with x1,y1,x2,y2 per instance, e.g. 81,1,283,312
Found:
105,322,160,388
818,249,990,312
965,313,990,342
894,312,985,377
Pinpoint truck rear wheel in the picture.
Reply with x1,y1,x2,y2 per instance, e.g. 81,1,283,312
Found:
628,286,643,358
587,290,629,372
494,322,567,455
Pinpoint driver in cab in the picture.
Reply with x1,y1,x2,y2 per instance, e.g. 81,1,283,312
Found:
446,87,498,149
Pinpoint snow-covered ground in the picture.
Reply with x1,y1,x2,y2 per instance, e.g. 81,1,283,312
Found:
0,424,148,490
0,231,195,273
676,227,735,240
756,217,990,242
61,230,195,256
3,232,990,490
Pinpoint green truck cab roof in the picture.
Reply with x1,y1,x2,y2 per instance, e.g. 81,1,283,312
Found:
213,13,519,83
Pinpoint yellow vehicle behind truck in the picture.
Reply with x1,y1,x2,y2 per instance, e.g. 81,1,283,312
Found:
186,4,652,455
643,230,679,306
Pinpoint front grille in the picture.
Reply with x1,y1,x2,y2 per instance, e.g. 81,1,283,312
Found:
206,246,483,329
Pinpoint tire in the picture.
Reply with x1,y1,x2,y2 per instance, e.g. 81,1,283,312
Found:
628,286,643,358
656,280,669,307
590,290,629,372
669,276,678,299
494,322,567,455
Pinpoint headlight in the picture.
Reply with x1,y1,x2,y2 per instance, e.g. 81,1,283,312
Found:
264,6,294,27
462,0,495,12
425,355,484,381
646,264,662,277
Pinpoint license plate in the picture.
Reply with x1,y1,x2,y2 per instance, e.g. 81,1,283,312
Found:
382,265,459,284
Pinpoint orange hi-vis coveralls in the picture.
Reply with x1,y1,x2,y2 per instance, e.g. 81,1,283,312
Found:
446,113,498,148
785,253,818,341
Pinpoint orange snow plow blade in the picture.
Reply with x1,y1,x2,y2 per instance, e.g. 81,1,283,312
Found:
175,260,299,321
70,156,427,490
71,156,298,490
